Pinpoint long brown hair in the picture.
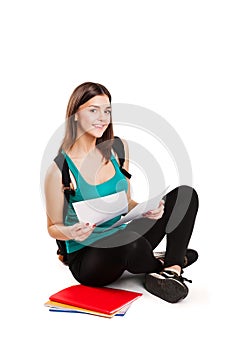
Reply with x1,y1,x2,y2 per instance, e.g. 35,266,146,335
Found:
60,82,114,162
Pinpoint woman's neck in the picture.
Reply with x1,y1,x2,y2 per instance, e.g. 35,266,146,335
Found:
69,134,98,158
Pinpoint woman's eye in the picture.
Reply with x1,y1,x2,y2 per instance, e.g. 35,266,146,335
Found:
90,109,97,113
105,110,111,114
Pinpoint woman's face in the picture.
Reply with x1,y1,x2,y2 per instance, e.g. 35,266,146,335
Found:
76,94,111,138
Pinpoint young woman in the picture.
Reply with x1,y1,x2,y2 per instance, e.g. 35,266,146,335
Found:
44,82,199,303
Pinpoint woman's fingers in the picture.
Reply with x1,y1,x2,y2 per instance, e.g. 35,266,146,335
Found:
143,201,165,220
145,212,163,220
144,205,164,216
77,231,92,241
70,222,96,240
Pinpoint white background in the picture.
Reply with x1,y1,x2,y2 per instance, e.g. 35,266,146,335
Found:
1,1,232,349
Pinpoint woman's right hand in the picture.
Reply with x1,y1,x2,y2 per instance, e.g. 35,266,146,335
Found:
68,222,96,241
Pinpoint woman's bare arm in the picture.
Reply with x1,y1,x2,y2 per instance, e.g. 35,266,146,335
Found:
44,162,95,241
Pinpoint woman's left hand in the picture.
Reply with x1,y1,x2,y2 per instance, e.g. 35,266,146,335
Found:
142,200,165,220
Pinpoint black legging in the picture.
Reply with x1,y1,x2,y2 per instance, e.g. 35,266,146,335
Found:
67,185,199,287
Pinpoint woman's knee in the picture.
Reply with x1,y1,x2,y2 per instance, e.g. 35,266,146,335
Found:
70,250,125,287
71,264,123,287
180,185,199,210
169,185,199,210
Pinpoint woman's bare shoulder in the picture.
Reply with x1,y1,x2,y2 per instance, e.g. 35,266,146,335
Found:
45,161,61,184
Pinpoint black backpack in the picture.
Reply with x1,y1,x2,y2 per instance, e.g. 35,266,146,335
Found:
53,136,132,264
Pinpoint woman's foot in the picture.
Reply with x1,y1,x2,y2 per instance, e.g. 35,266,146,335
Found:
153,248,198,268
144,270,192,303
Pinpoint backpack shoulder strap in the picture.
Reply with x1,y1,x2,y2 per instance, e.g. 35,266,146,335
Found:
53,152,74,259
54,150,77,209
112,136,132,179
54,152,72,193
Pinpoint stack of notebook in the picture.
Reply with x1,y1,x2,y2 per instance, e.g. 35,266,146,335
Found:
44,284,143,318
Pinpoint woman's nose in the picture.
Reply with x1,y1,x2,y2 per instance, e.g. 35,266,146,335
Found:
98,110,108,121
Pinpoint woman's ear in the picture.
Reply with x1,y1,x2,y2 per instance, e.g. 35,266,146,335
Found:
74,112,78,121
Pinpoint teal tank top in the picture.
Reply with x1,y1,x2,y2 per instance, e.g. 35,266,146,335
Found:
62,151,129,253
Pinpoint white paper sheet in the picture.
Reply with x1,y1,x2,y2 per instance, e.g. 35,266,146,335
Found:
105,186,169,230
72,191,129,226
72,186,169,229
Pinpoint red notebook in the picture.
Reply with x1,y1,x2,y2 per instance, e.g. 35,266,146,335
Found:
49,285,142,315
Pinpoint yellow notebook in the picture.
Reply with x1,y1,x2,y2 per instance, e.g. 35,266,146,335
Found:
44,300,129,318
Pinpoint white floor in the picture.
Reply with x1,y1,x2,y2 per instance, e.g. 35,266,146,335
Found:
4,215,225,350
1,181,230,350
37,251,227,350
